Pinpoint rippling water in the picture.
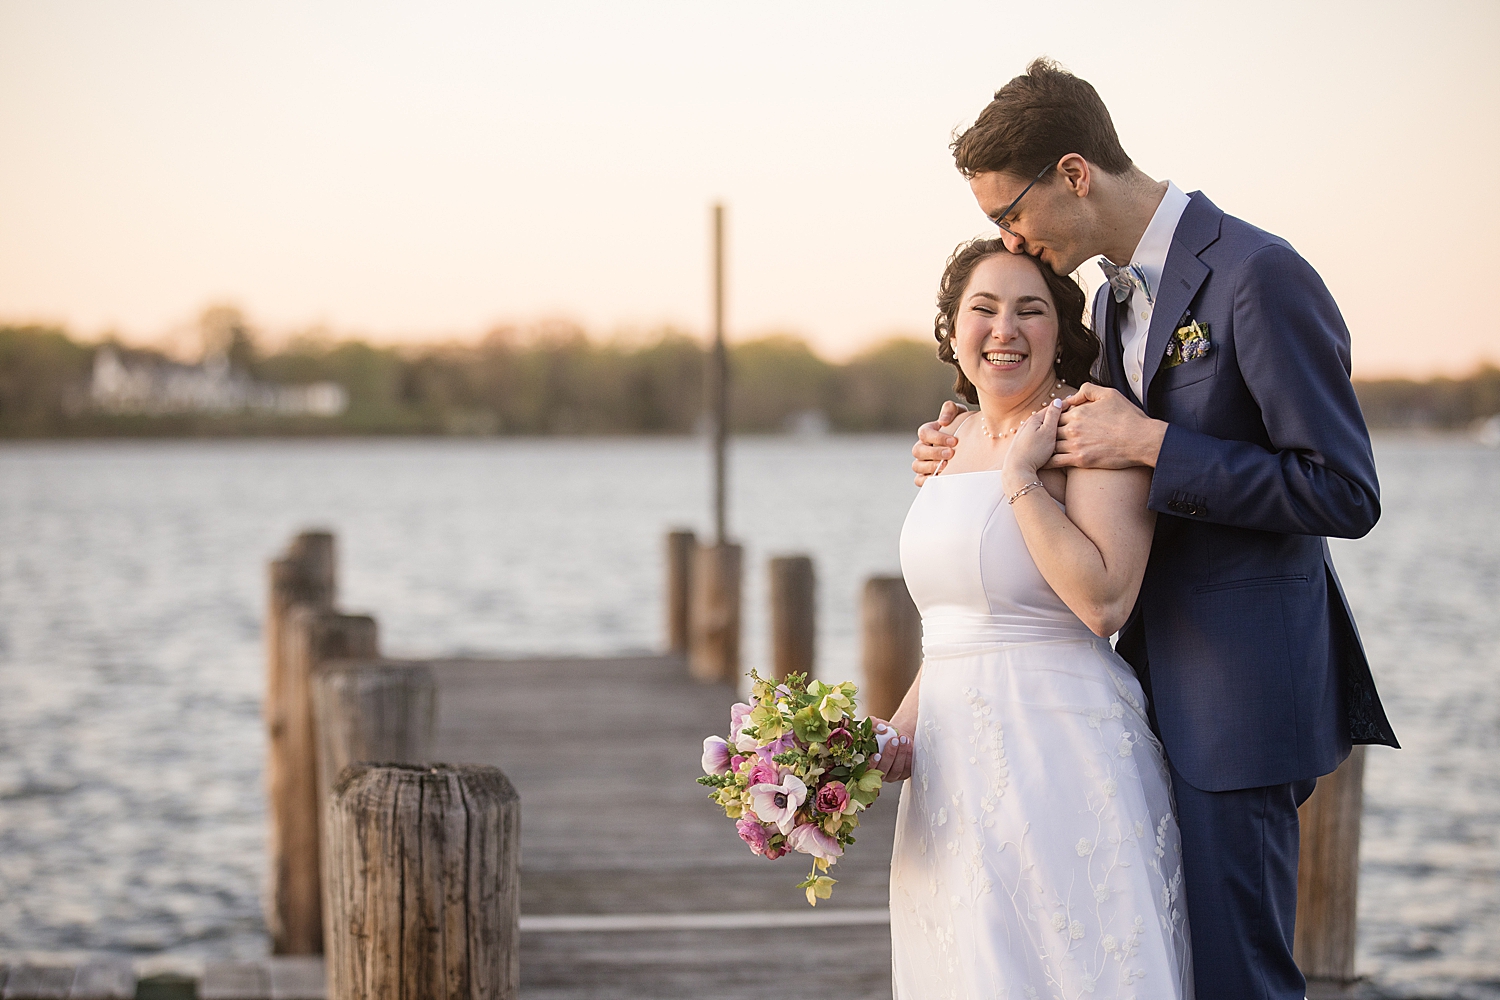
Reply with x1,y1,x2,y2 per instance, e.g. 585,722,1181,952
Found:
0,436,1495,996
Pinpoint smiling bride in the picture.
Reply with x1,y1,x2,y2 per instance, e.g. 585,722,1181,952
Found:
871,238,1194,999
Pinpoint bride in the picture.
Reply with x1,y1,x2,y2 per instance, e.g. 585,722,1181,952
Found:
872,238,1193,999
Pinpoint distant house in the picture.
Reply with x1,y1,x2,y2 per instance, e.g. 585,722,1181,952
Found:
90,347,347,417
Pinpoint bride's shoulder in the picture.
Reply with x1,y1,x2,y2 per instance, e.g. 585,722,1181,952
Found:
948,409,978,436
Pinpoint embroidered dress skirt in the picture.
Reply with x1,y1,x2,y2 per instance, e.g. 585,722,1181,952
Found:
888,631,1194,1000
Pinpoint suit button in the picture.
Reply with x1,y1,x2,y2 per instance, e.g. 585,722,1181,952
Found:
1168,500,1187,513
1191,504,1206,516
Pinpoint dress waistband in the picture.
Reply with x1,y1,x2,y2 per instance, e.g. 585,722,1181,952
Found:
921,613,1099,655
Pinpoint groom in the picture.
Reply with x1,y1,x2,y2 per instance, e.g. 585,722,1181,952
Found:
911,60,1398,999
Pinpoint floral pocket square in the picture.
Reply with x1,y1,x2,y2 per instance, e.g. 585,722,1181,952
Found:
1162,320,1211,370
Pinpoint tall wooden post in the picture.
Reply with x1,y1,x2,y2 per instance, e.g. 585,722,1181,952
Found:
1294,745,1367,984
311,659,437,841
267,607,377,955
263,531,337,955
325,763,521,1000
710,203,728,546
666,529,697,654
689,541,742,684
859,576,922,722
768,555,815,681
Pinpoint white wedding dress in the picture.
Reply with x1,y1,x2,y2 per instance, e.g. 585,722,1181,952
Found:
890,468,1194,1000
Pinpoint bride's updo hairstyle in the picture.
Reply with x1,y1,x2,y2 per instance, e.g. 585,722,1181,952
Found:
934,238,1101,404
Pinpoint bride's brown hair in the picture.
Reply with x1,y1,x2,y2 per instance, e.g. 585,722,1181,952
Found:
934,238,1102,404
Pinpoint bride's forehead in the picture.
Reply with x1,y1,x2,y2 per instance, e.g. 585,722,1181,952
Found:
967,254,1049,294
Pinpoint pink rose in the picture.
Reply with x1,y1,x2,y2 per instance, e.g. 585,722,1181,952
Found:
748,761,780,788
730,755,747,772
787,822,843,862
736,817,774,857
814,780,850,814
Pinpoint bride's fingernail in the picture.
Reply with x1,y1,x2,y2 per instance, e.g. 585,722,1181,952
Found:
872,753,882,762
1052,398,1064,408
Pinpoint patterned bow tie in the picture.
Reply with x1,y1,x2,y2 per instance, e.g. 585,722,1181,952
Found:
1099,260,1153,305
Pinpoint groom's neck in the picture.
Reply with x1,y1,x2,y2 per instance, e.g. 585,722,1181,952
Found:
1091,166,1169,265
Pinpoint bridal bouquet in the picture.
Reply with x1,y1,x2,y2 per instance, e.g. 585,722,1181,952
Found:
698,670,885,905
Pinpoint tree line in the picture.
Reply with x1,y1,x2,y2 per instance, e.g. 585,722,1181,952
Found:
0,317,1494,438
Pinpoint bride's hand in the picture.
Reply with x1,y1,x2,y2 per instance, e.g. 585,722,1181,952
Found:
871,718,913,782
1003,399,1063,489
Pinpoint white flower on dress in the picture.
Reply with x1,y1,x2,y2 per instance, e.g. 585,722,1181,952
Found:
1102,934,1118,953
1117,733,1135,757
1069,919,1085,940
1094,883,1111,902
1102,778,1118,797
1075,838,1093,856
1051,912,1067,932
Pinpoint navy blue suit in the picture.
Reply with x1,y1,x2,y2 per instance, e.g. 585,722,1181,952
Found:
1091,192,1398,998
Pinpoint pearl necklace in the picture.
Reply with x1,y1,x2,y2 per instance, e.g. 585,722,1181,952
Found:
978,380,1066,440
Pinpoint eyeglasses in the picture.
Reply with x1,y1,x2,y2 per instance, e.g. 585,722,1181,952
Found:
991,161,1055,236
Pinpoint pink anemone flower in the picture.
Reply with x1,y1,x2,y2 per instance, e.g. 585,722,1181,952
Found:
748,774,807,835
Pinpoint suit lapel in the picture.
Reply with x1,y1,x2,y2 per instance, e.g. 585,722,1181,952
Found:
1138,193,1224,404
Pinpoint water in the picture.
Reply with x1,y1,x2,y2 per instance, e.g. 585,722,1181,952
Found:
0,435,1496,995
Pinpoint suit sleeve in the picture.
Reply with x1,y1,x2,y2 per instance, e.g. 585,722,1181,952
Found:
1147,243,1381,538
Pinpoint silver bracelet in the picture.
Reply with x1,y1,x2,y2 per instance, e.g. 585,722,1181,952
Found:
1006,480,1045,505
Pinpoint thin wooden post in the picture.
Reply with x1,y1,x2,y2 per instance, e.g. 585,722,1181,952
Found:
267,607,377,956
666,529,697,654
768,555,815,681
688,541,742,683
312,658,437,840
859,576,922,722
710,203,728,545
1294,745,1367,984
325,763,520,1000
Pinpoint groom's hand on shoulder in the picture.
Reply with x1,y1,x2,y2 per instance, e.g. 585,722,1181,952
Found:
1048,383,1169,470
912,400,968,485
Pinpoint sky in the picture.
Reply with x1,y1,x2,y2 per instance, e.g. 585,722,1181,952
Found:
1,1,1496,377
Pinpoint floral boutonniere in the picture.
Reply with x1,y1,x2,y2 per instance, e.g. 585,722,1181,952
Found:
1162,320,1211,370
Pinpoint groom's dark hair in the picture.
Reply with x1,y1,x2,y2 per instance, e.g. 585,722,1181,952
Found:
952,58,1132,179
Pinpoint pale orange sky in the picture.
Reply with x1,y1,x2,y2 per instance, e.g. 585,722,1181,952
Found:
1,1,1496,377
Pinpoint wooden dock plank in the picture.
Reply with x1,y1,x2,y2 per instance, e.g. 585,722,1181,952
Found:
201,961,270,999
1,965,74,999
67,962,135,999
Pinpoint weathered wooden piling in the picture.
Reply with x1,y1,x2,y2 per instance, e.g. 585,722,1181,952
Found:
768,555,815,681
267,607,378,956
859,576,922,722
666,529,697,654
1295,744,1367,984
312,658,437,835
268,532,337,686
688,542,742,683
325,763,520,1000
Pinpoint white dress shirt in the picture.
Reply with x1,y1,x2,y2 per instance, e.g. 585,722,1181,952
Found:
1108,181,1191,392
